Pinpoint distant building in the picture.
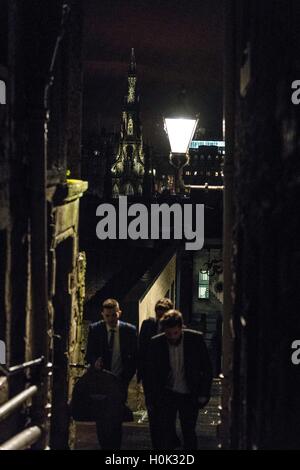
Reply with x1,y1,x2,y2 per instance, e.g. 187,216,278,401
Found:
111,49,145,197
81,130,119,198
184,140,225,187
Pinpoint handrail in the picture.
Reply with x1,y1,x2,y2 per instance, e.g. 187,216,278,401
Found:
0,385,38,422
0,357,49,449
0,426,42,450
0,356,45,377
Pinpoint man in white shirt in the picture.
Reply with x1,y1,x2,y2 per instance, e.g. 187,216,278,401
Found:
137,298,180,448
86,298,137,449
148,310,212,449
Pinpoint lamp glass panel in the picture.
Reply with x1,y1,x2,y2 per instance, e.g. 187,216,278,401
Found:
165,118,197,154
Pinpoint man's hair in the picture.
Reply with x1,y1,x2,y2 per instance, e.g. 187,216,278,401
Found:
160,309,183,330
154,298,174,314
102,298,120,310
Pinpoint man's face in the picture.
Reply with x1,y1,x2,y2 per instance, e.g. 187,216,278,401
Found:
164,325,182,345
155,308,167,321
102,307,120,328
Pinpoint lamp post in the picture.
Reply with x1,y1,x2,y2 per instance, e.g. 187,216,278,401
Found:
164,117,198,195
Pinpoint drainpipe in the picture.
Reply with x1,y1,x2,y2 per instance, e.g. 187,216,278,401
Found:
220,0,236,449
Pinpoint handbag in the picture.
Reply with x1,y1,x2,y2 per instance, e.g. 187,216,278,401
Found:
70,367,124,422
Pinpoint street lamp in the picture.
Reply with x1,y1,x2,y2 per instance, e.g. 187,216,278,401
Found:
164,116,198,194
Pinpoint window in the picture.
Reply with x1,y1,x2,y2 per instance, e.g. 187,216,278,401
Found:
198,271,209,299
128,118,133,135
124,183,134,196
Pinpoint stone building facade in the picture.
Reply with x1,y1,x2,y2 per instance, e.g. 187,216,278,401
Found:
222,0,300,450
0,0,87,450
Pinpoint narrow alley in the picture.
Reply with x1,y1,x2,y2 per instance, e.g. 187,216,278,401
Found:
75,379,221,450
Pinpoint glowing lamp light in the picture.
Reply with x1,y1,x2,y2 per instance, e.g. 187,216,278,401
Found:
164,118,198,154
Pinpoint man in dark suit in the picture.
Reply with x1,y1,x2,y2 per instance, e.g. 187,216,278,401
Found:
85,298,137,449
148,309,213,450
137,298,178,448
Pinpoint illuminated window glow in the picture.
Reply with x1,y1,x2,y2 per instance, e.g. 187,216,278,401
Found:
198,271,209,299
128,118,133,135
190,140,225,149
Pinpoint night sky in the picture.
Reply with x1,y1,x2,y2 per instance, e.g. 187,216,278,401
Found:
83,0,224,153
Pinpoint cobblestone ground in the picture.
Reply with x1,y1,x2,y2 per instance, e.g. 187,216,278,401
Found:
75,379,221,450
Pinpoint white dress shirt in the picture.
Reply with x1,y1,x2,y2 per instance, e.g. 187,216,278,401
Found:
167,332,190,394
106,321,122,378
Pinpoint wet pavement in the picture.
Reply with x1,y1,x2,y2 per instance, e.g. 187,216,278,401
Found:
75,379,221,450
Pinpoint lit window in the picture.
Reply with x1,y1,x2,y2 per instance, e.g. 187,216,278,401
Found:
128,118,133,135
198,271,209,299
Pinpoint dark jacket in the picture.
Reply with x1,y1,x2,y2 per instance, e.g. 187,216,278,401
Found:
148,329,213,405
85,320,137,384
137,317,159,385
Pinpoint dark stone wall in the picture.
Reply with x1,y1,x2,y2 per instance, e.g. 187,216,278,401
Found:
231,0,300,449
0,1,85,447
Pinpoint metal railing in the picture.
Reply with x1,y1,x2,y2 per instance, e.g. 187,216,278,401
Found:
0,356,46,450
0,356,44,377
0,385,38,422
0,426,42,450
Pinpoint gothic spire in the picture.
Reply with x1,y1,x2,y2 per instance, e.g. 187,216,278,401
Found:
129,48,136,75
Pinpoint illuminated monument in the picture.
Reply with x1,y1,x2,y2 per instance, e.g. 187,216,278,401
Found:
111,48,145,197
